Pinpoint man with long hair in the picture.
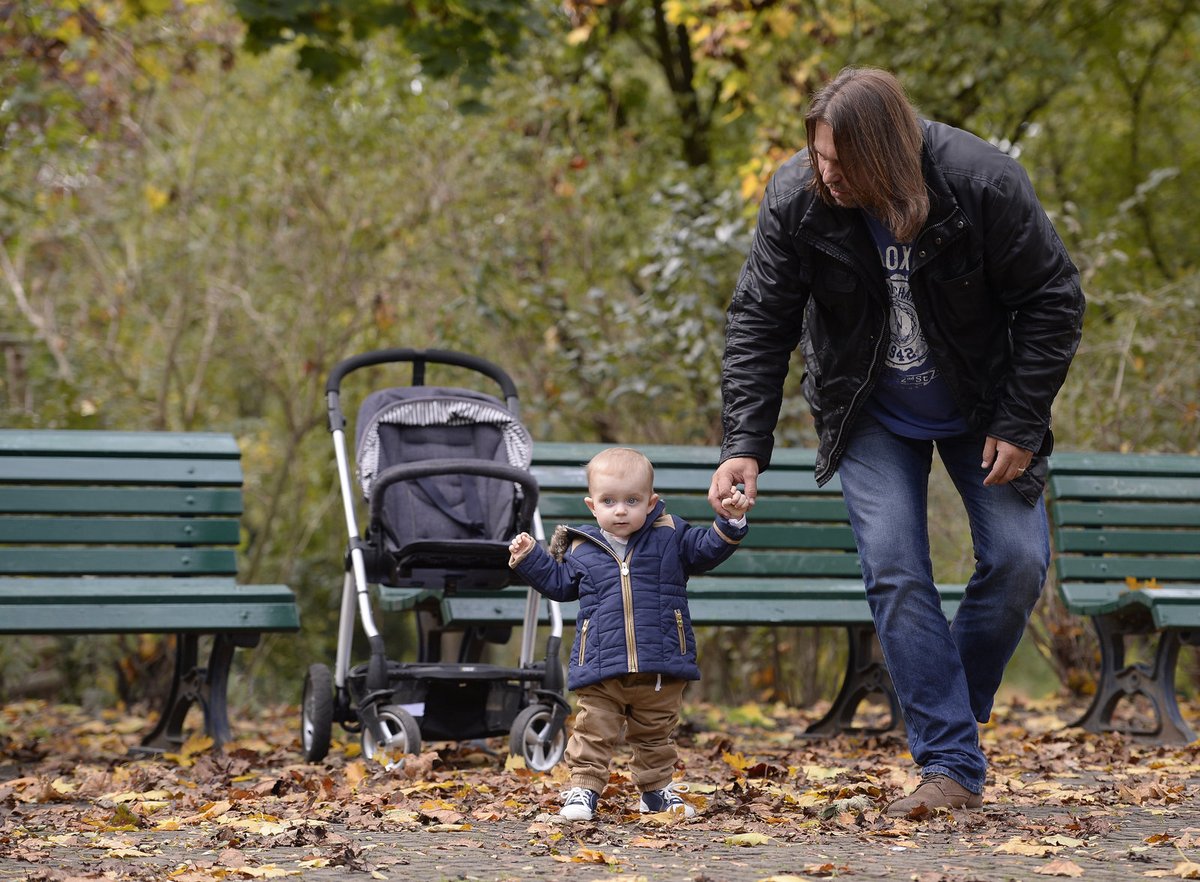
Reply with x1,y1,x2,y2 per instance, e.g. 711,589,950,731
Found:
708,67,1084,814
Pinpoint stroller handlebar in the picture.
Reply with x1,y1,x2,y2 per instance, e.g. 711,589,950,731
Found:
325,348,522,431
367,459,540,530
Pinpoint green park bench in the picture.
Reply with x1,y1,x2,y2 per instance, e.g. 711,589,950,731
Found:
0,429,300,751
377,441,967,738
1047,451,1200,744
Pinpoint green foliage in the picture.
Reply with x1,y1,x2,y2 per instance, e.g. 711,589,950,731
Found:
234,0,545,94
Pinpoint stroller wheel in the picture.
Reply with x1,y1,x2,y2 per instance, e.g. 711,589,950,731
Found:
508,704,566,772
361,705,421,770
301,663,334,762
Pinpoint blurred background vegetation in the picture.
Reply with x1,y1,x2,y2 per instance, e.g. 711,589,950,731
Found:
2,0,1198,719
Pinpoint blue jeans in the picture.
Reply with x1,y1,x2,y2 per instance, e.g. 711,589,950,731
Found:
836,413,1049,793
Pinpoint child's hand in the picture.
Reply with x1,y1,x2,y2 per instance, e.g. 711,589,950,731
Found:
722,488,751,517
508,532,535,567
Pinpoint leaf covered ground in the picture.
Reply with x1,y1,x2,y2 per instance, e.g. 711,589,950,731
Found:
2,696,1200,881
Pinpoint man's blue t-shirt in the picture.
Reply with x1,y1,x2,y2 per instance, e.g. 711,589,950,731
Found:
862,213,968,439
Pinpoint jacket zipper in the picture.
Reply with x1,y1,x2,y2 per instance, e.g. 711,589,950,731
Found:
797,230,890,484
621,559,638,672
578,617,590,666
568,527,640,673
674,609,686,655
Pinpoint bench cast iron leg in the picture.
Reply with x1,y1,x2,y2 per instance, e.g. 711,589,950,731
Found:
1073,616,1197,745
137,633,260,753
802,624,903,738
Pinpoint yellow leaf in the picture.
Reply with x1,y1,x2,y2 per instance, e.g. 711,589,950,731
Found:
1125,576,1140,591
1176,861,1200,879
566,25,592,45
802,764,845,781
143,184,170,211
758,876,809,882
723,751,751,772
568,847,618,864
198,800,233,820
345,760,368,788
504,753,527,772
724,832,773,847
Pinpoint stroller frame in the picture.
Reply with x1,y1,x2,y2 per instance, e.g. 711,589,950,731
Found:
302,348,569,770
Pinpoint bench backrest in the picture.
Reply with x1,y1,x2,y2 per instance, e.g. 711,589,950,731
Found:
0,430,245,578
1048,451,1200,592
530,442,860,585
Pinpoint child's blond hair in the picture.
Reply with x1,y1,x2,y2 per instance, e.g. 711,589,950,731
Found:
585,447,655,493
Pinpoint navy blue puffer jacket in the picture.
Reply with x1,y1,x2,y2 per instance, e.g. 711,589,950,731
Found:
512,500,748,690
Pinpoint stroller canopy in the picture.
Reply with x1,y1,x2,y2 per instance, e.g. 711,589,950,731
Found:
354,386,534,549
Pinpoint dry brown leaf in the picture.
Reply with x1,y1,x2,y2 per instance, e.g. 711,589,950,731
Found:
995,836,1061,857
1034,858,1085,877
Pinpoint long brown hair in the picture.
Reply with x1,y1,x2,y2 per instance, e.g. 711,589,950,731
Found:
805,67,929,242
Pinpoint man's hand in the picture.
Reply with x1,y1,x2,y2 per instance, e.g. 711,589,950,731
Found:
508,532,535,568
981,436,1033,486
709,456,759,518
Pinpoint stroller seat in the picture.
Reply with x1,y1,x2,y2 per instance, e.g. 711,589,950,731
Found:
355,385,534,591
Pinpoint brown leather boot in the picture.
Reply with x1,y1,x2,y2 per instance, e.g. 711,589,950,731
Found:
885,775,983,816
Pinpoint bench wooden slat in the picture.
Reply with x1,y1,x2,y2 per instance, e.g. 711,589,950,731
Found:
1046,451,1200,477
0,547,238,576
1055,528,1200,554
1055,557,1200,581
708,552,862,577
0,516,241,545
1050,501,1200,528
1049,474,1200,502
0,486,245,515
0,430,243,457
0,456,243,485
0,580,299,633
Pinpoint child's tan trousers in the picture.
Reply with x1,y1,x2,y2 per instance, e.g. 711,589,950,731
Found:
565,673,687,794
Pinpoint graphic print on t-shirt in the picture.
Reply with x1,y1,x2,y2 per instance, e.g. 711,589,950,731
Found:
863,214,967,439
878,243,934,386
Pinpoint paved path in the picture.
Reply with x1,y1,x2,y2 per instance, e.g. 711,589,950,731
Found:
4,778,1199,881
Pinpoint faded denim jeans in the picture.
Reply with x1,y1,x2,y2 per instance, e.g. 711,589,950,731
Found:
836,412,1050,793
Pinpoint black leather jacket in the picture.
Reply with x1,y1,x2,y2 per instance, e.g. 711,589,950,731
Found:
720,120,1085,504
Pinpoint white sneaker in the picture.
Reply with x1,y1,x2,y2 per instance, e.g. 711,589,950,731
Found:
559,787,598,821
638,782,696,817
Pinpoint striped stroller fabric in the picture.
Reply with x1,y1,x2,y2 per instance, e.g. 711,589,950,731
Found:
355,387,533,499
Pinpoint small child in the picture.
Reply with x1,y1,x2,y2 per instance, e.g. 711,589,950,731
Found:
508,447,750,822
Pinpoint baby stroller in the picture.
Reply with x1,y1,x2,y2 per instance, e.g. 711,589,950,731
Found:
301,348,569,771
